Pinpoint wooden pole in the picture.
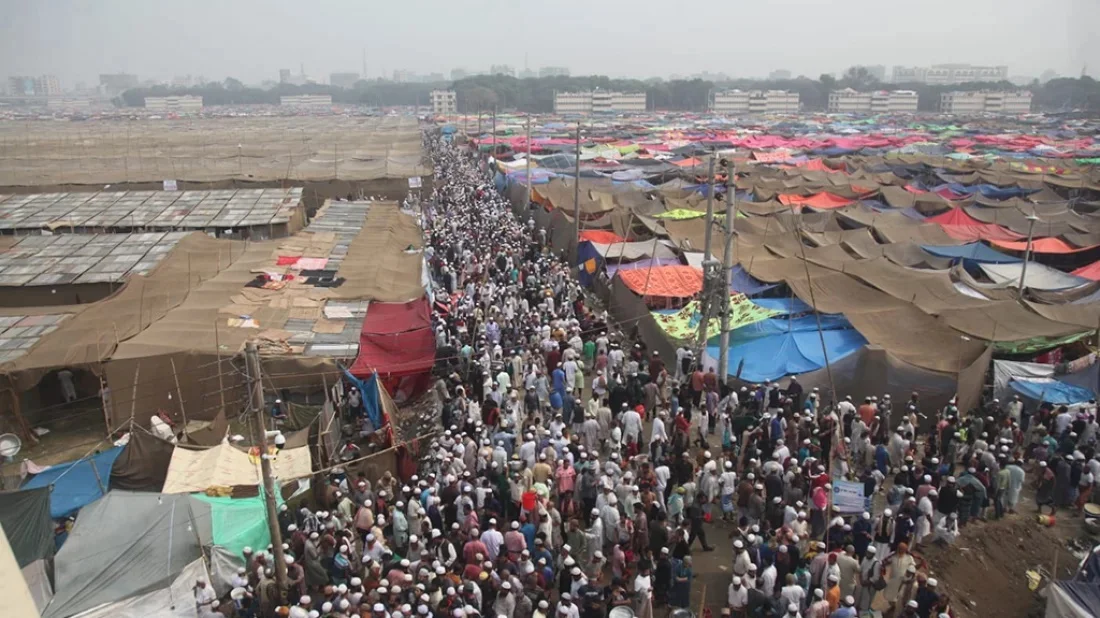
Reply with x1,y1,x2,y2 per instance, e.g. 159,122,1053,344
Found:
640,234,661,297
129,364,141,427
214,320,226,413
245,341,289,597
170,358,189,437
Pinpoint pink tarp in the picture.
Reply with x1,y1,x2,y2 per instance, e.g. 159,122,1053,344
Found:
777,192,856,209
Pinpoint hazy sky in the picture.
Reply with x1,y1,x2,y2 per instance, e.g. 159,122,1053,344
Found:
2,0,1096,86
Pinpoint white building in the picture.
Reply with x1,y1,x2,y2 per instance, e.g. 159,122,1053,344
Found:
539,66,570,78
712,90,799,114
981,91,1033,114
892,64,1008,85
553,91,646,114
940,90,1032,114
828,89,919,113
827,89,873,113
143,95,204,113
712,90,750,113
872,90,919,112
430,90,457,115
279,94,333,109
46,98,92,110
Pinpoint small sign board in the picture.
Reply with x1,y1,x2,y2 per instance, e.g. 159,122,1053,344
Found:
407,176,422,189
163,179,178,191
832,480,872,514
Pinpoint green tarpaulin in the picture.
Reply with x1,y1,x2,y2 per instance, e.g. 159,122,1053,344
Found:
654,209,706,220
994,331,1092,355
191,493,279,558
653,294,781,341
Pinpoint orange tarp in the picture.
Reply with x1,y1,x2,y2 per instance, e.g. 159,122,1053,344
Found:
671,157,704,168
753,151,790,163
796,158,833,172
617,265,703,298
579,230,627,244
992,238,1099,254
777,192,855,209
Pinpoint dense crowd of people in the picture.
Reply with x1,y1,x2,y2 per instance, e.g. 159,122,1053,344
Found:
199,129,1100,618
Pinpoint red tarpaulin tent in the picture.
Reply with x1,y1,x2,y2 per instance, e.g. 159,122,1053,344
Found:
993,238,1100,254
349,297,436,379
777,192,855,209
1072,260,1100,281
927,208,1025,242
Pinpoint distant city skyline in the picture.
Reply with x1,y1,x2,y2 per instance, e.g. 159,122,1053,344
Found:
1,62,1073,97
2,0,1095,89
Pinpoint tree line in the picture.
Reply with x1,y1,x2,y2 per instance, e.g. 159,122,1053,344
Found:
117,73,1100,113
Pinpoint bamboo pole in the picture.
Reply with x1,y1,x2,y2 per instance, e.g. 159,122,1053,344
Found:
170,358,189,437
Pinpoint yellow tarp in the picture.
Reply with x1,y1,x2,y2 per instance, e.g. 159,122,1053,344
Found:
653,294,781,341
654,209,707,220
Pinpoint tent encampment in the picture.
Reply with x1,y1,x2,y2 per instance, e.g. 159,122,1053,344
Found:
44,490,273,618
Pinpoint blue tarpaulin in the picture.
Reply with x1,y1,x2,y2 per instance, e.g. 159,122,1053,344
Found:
921,243,1021,264
730,265,777,296
943,183,1036,199
708,316,866,382
23,446,123,518
341,366,383,431
1009,378,1094,404
576,241,602,287
749,296,813,315
506,169,557,185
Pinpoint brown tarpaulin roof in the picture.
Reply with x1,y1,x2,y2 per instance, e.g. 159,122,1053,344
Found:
740,257,987,372
0,232,249,392
109,429,176,492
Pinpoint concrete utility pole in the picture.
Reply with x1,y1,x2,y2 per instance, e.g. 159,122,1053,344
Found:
695,158,717,360
245,341,288,597
573,122,581,242
1017,214,1040,294
717,161,737,381
525,115,532,207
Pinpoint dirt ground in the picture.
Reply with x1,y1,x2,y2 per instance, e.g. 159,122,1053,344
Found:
917,509,1092,618
0,401,112,489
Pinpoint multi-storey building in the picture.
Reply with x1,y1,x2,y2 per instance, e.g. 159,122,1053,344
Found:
553,91,646,114
430,90,457,115
940,90,1031,114
144,95,204,113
